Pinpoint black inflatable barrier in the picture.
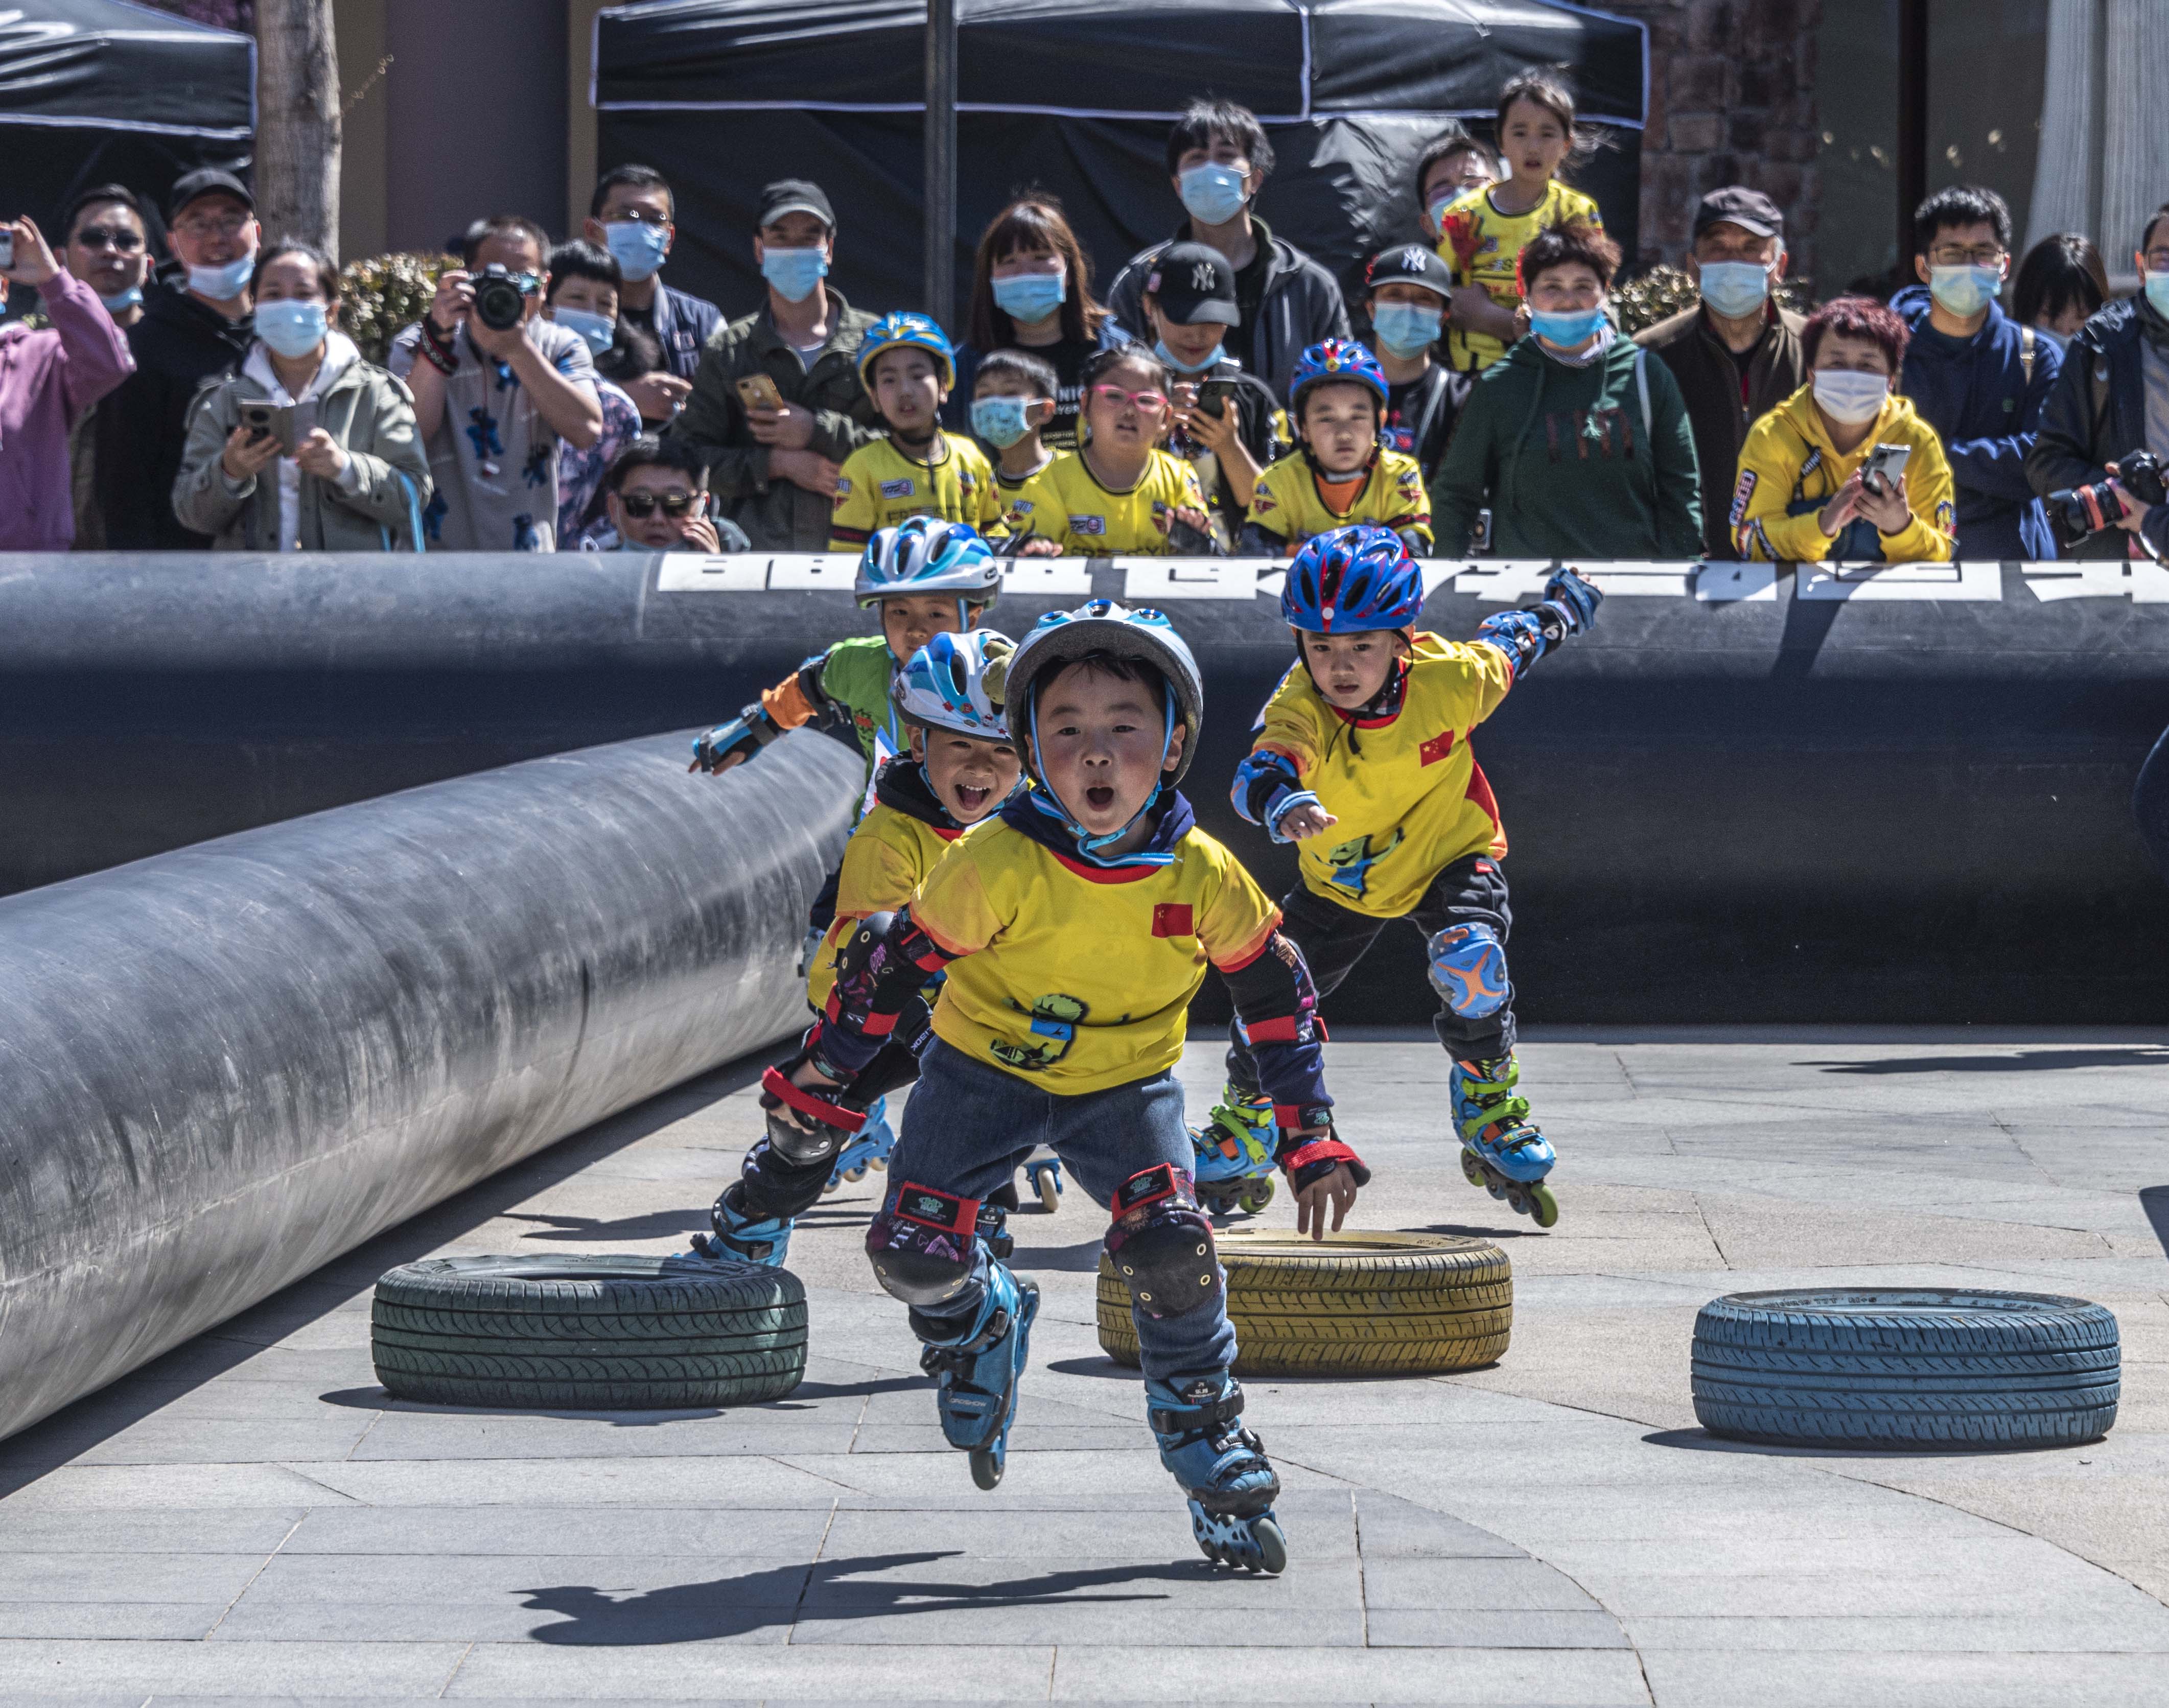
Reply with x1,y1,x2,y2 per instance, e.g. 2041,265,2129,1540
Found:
6,551,2169,1023
0,727,856,1443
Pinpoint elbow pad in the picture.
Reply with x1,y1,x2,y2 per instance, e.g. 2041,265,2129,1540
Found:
1231,748,1303,827
812,907,952,1079
691,702,781,772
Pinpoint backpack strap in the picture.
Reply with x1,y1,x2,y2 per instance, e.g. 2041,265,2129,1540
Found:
1635,345,1652,439
2019,322,2036,385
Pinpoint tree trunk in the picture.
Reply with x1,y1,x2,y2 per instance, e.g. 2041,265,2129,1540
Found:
255,0,342,258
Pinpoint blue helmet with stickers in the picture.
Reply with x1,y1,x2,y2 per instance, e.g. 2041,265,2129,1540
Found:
855,517,1004,624
1281,524,1425,634
892,628,1015,742
855,311,957,393
1289,338,1389,414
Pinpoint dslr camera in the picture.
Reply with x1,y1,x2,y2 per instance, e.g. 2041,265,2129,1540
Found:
471,263,530,333
2049,450,2168,541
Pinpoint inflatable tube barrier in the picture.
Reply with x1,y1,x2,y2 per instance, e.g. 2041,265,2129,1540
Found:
0,727,856,1444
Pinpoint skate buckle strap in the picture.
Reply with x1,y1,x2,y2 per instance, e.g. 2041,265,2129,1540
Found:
921,1304,1013,1371
1149,1378,1246,1437
1112,1162,1188,1216
762,1065,866,1134
891,1180,980,1238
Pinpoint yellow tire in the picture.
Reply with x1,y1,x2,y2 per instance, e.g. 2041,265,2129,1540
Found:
1097,1229,1511,1376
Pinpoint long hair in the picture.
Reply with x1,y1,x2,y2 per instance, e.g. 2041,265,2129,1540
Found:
966,195,1109,350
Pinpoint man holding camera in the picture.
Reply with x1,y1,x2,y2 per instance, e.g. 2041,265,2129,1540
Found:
388,214,602,551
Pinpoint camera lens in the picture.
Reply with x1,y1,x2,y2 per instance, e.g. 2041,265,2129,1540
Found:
473,275,524,332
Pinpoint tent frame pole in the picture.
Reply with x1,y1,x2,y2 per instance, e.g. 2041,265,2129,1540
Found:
924,0,958,326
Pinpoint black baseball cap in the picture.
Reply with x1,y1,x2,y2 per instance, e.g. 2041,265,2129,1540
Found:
1364,242,1453,299
1144,241,1240,327
168,168,253,222
1693,186,1783,241
758,179,834,231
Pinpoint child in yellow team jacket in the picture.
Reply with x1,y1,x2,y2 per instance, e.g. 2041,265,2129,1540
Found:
768,601,1364,1573
693,630,1022,1269
831,313,1004,549
1244,340,1432,557
1221,526,1598,1228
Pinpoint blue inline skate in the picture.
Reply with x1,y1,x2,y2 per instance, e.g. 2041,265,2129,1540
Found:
1192,1088,1277,1218
1147,1373,1287,1573
688,1179,792,1267
1022,1147,1064,1214
1452,1052,1558,1227
823,1095,897,1195
920,1259,1040,1490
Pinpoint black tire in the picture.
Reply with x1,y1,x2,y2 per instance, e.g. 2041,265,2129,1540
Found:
371,1254,806,1410
1692,1288,2120,1449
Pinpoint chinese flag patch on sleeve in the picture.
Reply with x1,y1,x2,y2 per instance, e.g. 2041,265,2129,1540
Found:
1420,730,1456,766
1152,903,1195,937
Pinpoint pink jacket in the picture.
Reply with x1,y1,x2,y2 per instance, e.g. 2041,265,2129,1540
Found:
0,269,134,550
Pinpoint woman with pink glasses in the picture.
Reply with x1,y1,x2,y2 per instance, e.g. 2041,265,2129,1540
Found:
1002,346,1218,555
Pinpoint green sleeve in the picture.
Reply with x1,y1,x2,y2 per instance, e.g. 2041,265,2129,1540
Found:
817,635,898,764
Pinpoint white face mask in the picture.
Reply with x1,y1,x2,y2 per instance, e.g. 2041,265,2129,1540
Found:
1812,368,1889,426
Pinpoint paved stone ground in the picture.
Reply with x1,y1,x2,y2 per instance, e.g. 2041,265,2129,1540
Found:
2,1028,2166,1706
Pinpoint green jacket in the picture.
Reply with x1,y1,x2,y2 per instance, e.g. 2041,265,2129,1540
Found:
1434,334,1704,559
172,344,431,551
667,288,882,552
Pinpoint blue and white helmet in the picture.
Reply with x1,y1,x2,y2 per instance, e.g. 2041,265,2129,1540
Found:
892,628,1015,742
854,516,1004,613
1005,599,1204,792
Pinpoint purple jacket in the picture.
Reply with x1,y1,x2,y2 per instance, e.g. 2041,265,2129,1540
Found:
0,269,134,550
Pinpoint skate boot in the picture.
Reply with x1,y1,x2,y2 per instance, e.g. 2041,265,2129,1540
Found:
976,1196,1015,1260
1192,1086,1277,1217
920,1259,1040,1491
688,1180,792,1267
1452,1052,1558,1228
1147,1373,1287,1573
1022,1147,1064,1214
823,1096,897,1195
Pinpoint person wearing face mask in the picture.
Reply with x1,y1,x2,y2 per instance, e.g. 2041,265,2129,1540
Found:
580,165,718,420
1887,186,2061,563
1734,297,1954,564
1632,188,1806,560
670,178,880,552
1361,245,1467,519
544,240,647,547
2027,202,2169,564
1106,100,1349,402
102,169,260,549
171,242,429,552
1413,127,1499,247
58,186,153,549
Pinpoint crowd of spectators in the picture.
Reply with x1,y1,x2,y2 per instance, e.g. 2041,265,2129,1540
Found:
6,74,2168,566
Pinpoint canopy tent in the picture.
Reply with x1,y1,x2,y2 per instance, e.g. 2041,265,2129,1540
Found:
1,0,253,238
594,0,1646,335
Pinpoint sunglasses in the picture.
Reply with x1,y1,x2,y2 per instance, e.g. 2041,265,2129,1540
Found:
618,489,701,518
1091,383,1171,412
74,226,145,252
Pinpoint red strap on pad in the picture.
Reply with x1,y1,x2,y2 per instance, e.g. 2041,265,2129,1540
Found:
762,1064,866,1134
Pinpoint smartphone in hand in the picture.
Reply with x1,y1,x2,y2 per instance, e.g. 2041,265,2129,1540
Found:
735,373,784,412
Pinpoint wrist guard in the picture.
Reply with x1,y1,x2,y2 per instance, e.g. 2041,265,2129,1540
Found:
1275,1121,1371,1193
691,703,780,773
1263,787,1321,844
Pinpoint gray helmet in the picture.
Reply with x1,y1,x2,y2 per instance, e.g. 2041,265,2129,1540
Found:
1002,599,1204,790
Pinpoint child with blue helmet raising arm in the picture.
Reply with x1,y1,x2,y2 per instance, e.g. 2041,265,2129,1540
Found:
1215,526,1598,1227
771,600,1365,1572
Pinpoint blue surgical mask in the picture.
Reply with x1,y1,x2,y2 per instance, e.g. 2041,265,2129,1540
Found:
552,305,617,355
1698,260,1772,320
2147,270,2169,321
254,298,328,359
1812,368,1889,425
970,394,1038,449
1529,307,1607,347
188,252,256,301
1178,163,1250,227
1426,194,1458,235
761,245,829,303
992,269,1066,324
1154,336,1226,375
1371,300,1443,359
1928,263,2001,319
603,219,670,283
99,285,144,313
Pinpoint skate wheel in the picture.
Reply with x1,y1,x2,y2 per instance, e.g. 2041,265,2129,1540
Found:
1034,1171,1061,1215
869,1156,889,1172
845,1165,868,1182
1527,1181,1558,1228
1485,1181,1505,1201
1505,1186,1531,1216
1237,1179,1274,1214
969,1446,1005,1491
1203,1194,1234,1217
821,1178,841,1196
1459,1149,1485,1187
1250,1515,1288,1575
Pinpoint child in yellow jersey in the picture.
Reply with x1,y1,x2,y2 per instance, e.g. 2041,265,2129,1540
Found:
1436,68,1605,373
968,348,1060,523
1005,346,1215,555
830,313,1004,549
1223,526,1599,1229
693,630,1022,1269
1244,339,1432,556
769,601,1364,1572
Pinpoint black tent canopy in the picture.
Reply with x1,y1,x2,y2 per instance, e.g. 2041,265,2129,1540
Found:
596,0,1646,333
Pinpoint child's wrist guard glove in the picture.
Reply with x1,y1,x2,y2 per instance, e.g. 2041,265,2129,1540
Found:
1473,566,1602,681
1263,787,1322,844
690,703,782,773
1273,1108,1371,1192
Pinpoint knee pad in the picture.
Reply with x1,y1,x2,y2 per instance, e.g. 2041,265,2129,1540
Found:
1104,1163,1222,1319
1428,923,1509,1019
866,1180,980,1310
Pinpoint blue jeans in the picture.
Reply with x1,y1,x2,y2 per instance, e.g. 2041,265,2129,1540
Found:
876,1038,1237,1385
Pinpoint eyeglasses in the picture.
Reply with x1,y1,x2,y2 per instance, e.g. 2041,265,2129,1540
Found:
618,489,701,518
174,214,252,241
1926,245,2005,267
1091,384,1170,412
73,226,145,253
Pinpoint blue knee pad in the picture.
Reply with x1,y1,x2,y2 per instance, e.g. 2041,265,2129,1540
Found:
1428,923,1509,1018
1105,1163,1222,1319
866,1180,980,1311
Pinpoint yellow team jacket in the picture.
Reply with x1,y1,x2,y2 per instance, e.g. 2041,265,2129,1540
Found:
998,448,1209,554
830,433,1004,548
1435,179,1605,373
911,817,1281,1094
1246,448,1433,553
1731,385,1956,564
806,799,966,1010
1254,633,1516,919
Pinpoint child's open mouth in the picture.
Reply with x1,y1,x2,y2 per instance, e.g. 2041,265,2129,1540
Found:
955,784,989,811
1085,785,1116,811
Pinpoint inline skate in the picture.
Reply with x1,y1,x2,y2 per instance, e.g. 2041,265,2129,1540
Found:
1452,1052,1557,1227
1147,1373,1286,1572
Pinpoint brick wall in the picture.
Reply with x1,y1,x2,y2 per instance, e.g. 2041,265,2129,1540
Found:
1601,0,1825,283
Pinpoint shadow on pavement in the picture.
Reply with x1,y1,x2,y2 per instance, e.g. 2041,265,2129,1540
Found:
1642,1427,2086,1458
1801,1049,2169,1074
1009,1237,1108,1274
2141,1186,2169,1259
502,1209,707,1243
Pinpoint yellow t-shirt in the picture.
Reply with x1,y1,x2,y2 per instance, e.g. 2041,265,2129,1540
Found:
998,448,1209,555
911,816,1281,1094
806,799,966,1009
1435,180,1605,373
1246,449,1432,553
1255,633,1516,919
830,433,1004,547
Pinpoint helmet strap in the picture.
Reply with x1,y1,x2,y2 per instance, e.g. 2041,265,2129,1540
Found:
1026,690,1176,863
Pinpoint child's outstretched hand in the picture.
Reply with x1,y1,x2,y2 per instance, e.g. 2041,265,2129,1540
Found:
1276,801,1338,841
1294,1160,1358,1242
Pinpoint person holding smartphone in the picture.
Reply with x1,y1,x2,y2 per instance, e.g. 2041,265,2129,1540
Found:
593,436,750,553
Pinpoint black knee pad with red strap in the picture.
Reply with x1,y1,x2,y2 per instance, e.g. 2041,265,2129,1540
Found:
866,1180,980,1310
1104,1163,1222,1319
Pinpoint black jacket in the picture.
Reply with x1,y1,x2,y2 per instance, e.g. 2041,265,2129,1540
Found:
100,283,253,549
2027,295,2161,560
